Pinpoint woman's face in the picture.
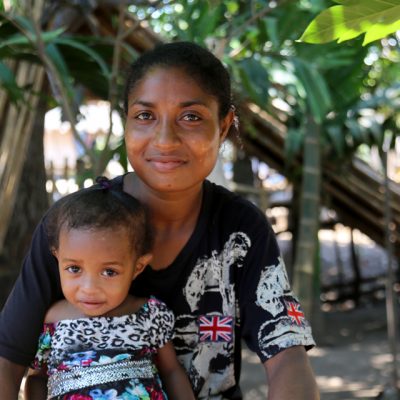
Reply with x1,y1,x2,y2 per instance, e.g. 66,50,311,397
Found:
124,67,233,194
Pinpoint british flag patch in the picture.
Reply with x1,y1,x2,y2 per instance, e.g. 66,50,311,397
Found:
285,301,305,326
198,315,233,342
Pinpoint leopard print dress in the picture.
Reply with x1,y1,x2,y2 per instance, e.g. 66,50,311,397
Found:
32,297,174,400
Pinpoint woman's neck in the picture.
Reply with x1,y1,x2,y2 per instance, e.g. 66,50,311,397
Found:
125,173,203,224
124,173,204,268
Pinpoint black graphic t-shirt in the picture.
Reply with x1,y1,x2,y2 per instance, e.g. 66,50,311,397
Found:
0,177,314,399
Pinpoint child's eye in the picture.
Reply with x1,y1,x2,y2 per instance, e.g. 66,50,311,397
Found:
66,265,80,274
102,269,117,277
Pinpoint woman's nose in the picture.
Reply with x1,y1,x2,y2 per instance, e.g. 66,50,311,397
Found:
154,118,180,147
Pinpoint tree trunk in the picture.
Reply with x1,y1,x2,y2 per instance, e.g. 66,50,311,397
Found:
0,93,49,307
287,176,301,283
0,62,45,252
293,115,321,322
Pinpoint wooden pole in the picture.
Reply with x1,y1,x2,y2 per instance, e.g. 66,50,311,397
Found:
381,146,400,399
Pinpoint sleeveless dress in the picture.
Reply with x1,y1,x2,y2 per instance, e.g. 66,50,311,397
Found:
32,297,174,400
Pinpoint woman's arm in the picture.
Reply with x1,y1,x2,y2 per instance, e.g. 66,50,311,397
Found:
155,342,195,399
0,219,62,366
264,346,319,400
0,357,26,399
23,368,48,400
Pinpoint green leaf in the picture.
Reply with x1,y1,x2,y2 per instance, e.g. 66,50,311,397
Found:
0,60,23,102
197,2,224,39
368,119,383,144
46,43,69,77
10,14,35,35
298,0,400,46
263,17,280,48
285,127,304,163
345,118,368,143
293,58,332,123
0,27,65,48
54,37,110,77
237,58,269,107
182,1,225,42
45,42,75,100
326,124,345,157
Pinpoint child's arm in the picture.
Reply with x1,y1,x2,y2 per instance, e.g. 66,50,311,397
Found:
23,368,48,400
155,341,195,399
24,301,66,400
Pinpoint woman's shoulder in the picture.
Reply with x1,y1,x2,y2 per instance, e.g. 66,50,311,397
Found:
205,180,269,224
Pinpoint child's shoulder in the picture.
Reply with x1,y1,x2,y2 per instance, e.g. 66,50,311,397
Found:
44,299,82,323
115,294,148,316
116,295,170,316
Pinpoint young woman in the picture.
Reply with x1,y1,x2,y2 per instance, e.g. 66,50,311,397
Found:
0,41,319,399
26,178,194,399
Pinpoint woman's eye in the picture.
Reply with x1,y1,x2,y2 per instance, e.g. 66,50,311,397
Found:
182,113,201,122
136,112,153,120
102,269,117,277
66,265,80,274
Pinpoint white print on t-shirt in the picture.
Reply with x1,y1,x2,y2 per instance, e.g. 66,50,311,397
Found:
257,315,311,359
256,256,292,317
183,232,250,314
177,232,250,398
180,341,236,396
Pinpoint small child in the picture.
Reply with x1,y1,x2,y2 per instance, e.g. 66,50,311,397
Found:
26,177,194,400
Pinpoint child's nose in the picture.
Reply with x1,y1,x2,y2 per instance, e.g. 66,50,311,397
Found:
80,274,100,293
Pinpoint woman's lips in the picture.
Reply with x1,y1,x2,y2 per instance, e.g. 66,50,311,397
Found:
147,156,187,172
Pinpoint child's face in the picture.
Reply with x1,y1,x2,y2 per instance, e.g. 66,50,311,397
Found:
54,226,151,317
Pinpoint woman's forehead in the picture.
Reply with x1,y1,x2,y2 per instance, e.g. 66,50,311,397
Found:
128,67,217,105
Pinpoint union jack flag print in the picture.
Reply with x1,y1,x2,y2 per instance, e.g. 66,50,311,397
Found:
285,301,305,326
198,315,233,342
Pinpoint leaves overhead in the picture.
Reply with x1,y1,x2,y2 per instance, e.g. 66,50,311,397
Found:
299,0,400,45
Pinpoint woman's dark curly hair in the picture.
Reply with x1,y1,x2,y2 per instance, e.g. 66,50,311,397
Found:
45,179,153,256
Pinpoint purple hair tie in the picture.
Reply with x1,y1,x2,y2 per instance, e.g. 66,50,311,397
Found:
96,176,112,191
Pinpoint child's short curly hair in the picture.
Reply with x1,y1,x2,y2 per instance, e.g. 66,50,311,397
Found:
45,180,153,256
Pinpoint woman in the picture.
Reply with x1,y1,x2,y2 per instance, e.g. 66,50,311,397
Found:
0,41,319,399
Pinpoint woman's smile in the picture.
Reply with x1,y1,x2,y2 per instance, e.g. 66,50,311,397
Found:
146,154,188,172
